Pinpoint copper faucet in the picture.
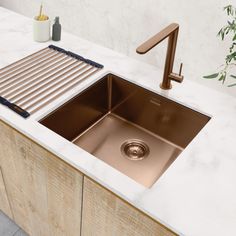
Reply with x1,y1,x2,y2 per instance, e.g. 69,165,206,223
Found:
136,23,184,90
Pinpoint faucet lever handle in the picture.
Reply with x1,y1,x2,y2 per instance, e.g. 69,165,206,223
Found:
179,63,183,76
169,63,184,83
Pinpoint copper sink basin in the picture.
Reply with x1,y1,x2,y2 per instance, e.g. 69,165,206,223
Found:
40,73,210,188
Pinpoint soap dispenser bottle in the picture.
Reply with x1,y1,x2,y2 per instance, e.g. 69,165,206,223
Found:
52,16,61,41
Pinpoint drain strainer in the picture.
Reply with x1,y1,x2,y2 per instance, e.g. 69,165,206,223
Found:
121,139,149,161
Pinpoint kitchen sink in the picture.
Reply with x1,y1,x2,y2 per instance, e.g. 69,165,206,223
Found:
40,73,210,188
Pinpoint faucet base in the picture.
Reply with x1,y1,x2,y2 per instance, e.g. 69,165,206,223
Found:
160,83,172,90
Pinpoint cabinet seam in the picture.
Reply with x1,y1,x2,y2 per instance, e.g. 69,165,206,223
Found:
0,166,15,220
79,175,85,236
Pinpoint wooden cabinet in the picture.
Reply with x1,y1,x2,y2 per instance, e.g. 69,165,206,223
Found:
82,177,177,236
0,120,83,236
0,120,177,236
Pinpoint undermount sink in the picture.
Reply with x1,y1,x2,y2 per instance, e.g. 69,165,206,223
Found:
40,73,210,188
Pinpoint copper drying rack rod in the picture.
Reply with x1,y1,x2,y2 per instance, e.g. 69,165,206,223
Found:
0,55,66,96
6,58,78,100
4,57,76,99
0,48,54,83
0,51,63,91
18,63,90,107
0,47,49,76
29,68,99,114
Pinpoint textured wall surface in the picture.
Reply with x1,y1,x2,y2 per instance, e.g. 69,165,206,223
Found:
1,0,235,96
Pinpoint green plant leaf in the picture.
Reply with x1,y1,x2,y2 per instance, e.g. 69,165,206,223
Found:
203,73,219,79
233,34,236,41
218,74,225,81
207,5,236,87
221,31,225,40
228,83,236,87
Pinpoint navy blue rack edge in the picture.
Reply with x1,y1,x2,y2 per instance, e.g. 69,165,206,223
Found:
48,45,104,69
0,96,30,118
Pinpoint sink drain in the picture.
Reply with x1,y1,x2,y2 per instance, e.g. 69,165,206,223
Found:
121,139,149,161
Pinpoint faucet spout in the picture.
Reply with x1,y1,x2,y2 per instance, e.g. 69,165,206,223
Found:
136,23,184,90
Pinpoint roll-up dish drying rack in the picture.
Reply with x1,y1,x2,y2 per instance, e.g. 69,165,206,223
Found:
0,45,104,118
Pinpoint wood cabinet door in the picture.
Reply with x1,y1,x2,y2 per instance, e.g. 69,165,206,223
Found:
82,177,177,236
0,120,83,236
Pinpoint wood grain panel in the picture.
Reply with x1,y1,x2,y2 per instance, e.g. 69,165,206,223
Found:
0,119,176,236
0,120,83,236
82,177,177,236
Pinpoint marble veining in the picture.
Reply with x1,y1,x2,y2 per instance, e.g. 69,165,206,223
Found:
1,7,236,236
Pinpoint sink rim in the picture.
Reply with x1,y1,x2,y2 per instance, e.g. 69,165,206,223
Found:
36,71,213,122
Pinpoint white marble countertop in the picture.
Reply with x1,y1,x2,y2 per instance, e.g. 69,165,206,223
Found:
1,7,236,236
